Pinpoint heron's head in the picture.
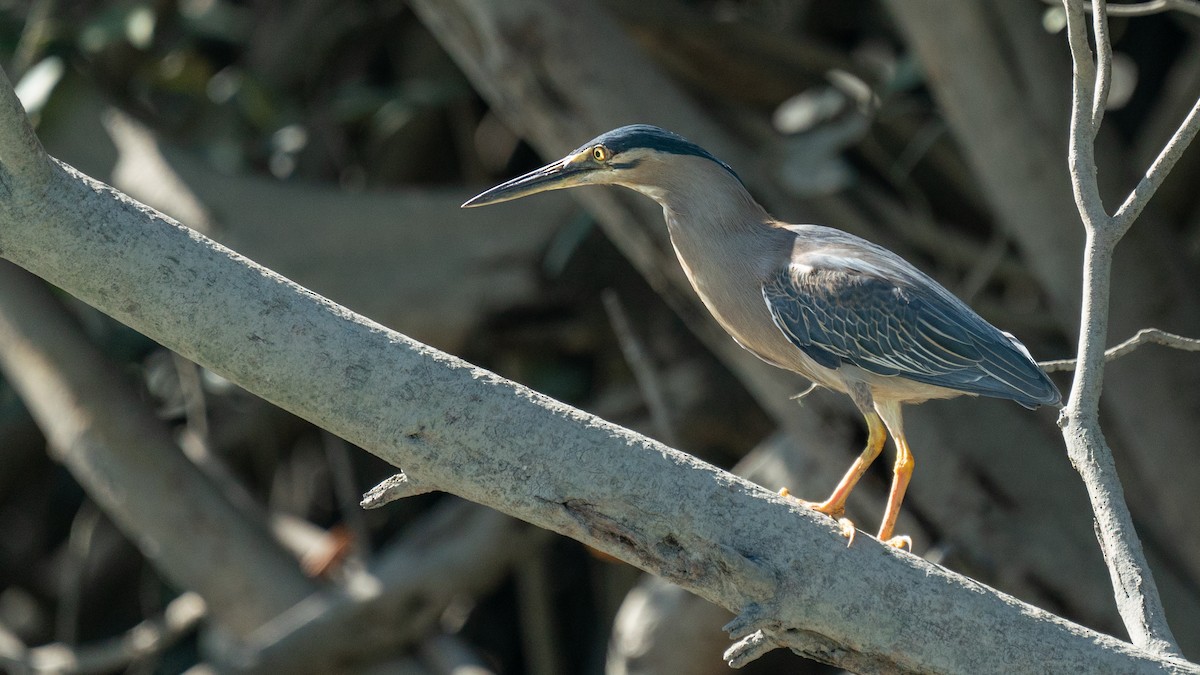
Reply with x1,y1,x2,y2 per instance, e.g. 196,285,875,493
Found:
462,125,743,208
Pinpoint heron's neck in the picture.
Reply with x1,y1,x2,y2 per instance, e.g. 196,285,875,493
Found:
631,163,770,240
629,164,784,294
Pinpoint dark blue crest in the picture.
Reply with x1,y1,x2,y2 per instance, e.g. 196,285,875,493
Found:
575,125,742,182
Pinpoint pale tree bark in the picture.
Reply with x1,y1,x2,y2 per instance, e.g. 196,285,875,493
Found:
0,65,1193,671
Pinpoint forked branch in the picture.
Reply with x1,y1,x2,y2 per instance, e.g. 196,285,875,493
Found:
1059,0,1200,657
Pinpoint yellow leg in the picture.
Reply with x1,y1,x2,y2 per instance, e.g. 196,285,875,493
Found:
782,410,887,543
875,400,914,550
808,410,887,519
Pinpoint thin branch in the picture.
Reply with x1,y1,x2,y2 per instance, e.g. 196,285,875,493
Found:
224,501,544,674
0,67,49,188
1113,92,1200,234
49,594,204,674
10,0,57,80
361,472,437,508
513,553,563,675
57,502,102,644
601,289,681,449
1091,0,1112,130
1078,0,1200,17
1041,328,1200,371
322,433,373,561
171,355,275,520
1065,0,1107,228
0,593,205,675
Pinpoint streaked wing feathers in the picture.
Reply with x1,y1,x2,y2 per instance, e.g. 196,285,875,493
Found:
762,259,1060,407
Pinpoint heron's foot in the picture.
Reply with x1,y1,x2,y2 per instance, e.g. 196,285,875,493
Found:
882,534,912,550
779,490,845,520
779,488,855,544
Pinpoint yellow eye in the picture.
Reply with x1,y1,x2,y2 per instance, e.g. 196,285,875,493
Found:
592,145,610,162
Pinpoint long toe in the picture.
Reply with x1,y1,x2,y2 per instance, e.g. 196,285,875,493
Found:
804,499,846,520
883,534,912,550
780,488,847,520
780,487,854,541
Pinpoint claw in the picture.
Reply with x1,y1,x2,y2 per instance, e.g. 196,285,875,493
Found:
837,518,857,546
883,534,912,551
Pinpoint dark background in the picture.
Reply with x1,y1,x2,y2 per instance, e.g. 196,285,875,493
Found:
0,1,1197,673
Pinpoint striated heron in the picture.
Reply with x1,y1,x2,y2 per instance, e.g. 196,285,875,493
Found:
463,125,1060,549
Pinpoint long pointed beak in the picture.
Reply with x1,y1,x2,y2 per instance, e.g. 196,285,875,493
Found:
461,157,597,208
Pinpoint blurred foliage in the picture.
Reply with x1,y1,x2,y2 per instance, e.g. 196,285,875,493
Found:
0,1,779,672
0,0,1196,672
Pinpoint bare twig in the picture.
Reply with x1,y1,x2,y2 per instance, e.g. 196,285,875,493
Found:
1090,2,1112,129
1043,0,1200,17
224,501,544,674
170,355,269,519
958,231,1009,303
0,65,49,187
0,593,205,675
1113,92,1200,235
173,355,211,441
56,502,101,645
1060,0,1193,657
601,289,681,448
1041,328,1200,371
10,0,57,80
55,594,202,674
361,472,437,508
322,433,372,562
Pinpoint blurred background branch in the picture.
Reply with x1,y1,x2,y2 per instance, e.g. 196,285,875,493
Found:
0,60,1187,673
0,0,1197,672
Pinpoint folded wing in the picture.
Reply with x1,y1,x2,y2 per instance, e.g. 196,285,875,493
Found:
762,253,1060,408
